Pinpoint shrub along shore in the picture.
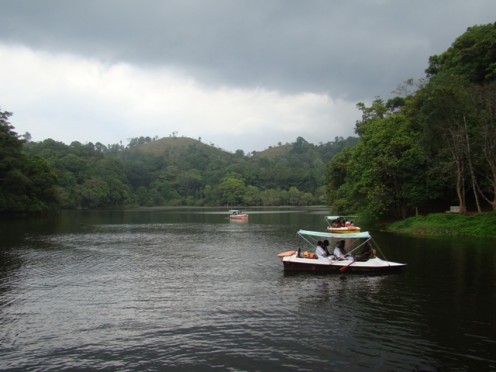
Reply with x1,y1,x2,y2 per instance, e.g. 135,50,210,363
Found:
386,211,496,238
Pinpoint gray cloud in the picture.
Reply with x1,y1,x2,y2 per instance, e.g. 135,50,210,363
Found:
2,0,495,100
1,0,495,152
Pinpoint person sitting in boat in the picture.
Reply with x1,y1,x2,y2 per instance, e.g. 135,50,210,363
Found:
315,240,330,259
355,243,376,261
333,240,345,259
323,240,332,256
333,240,353,260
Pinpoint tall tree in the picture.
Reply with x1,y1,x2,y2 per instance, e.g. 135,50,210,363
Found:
426,23,496,84
215,173,246,206
472,81,496,210
412,74,478,212
0,110,58,214
327,100,438,220
415,23,496,211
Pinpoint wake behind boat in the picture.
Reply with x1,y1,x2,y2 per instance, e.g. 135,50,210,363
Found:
279,229,406,273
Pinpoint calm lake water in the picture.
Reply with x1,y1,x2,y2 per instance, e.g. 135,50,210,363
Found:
1,207,495,371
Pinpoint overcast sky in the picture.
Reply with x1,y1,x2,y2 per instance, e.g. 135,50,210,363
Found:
1,1,495,153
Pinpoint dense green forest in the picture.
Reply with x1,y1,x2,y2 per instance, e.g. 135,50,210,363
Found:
326,23,496,222
0,111,59,215
2,23,495,221
1,108,358,214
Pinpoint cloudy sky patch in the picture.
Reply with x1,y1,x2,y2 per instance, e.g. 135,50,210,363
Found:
1,0,495,152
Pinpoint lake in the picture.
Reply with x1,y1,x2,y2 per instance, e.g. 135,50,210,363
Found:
1,207,495,371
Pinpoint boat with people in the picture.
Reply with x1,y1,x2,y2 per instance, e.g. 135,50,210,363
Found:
326,215,361,233
228,209,249,220
278,229,406,273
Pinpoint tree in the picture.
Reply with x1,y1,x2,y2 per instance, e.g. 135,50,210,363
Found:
426,23,496,84
243,185,262,206
326,146,357,212
216,173,246,206
472,81,496,210
327,101,434,220
412,74,476,212
25,156,59,210
0,110,59,214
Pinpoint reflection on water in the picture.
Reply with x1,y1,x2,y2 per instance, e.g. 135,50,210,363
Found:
0,208,495,371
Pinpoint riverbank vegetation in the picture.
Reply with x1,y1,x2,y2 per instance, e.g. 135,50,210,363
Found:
386,212,496,238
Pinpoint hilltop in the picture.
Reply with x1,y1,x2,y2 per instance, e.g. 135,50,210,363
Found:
128,135,358,162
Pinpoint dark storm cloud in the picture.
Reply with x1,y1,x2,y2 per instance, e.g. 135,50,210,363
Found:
1,0,495,100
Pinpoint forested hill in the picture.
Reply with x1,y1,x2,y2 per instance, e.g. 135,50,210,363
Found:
112,135,357,207
123,135,358,207
0,120,358,214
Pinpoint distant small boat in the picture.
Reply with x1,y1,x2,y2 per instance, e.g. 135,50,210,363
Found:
228,209,249,220
326,215,361,233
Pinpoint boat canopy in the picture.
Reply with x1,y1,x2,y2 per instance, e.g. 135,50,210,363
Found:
325,215,357,221
298,229,370,239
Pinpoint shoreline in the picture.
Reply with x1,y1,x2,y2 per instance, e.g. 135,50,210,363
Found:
385,211,496,238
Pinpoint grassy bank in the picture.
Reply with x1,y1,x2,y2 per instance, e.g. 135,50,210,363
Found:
386,211,496,237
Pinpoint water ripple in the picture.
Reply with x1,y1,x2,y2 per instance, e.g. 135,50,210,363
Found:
1,219,495,371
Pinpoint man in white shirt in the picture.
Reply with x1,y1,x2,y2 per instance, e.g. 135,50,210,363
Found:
315,241,330,259
333,240,352,260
